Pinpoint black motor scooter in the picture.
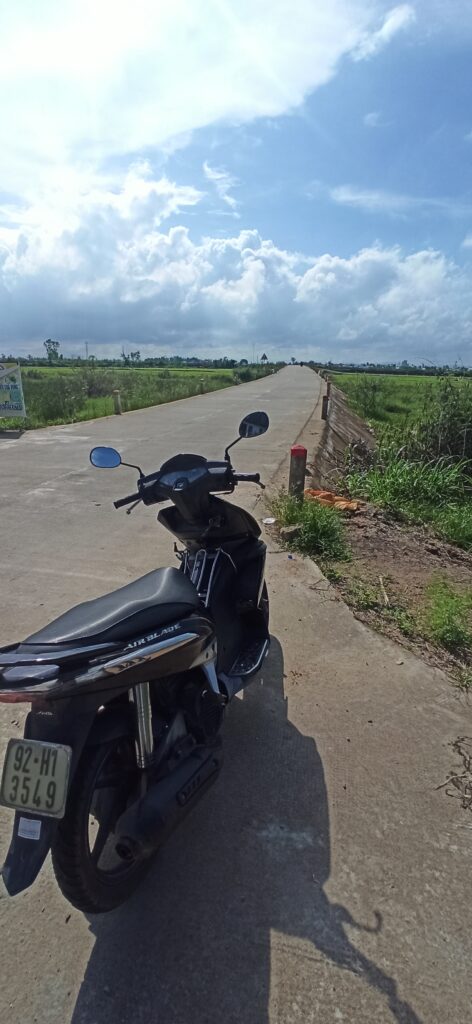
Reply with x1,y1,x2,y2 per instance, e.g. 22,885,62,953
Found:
0,412,270,912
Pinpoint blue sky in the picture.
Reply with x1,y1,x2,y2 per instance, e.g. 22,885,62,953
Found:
1,1,472,364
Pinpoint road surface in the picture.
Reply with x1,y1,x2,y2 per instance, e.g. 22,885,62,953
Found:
0,366,321,639
1,365,471,1024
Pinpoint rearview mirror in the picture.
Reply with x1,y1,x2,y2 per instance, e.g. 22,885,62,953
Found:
90,446,122,469
239,411,269,439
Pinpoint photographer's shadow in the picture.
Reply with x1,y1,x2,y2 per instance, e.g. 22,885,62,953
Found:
72,638,421,1024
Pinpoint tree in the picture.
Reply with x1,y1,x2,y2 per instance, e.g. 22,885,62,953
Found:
130,350,141,364
44,338,60,363
261,352,268,364
290,356,297,365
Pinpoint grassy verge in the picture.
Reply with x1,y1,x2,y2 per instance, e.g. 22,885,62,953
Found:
423,580,472,654
272,491,472,684
331,371,464,427
271,491,350,561
337,572,471,682
336,376,472,551
1,365,272,429
346,454,472,550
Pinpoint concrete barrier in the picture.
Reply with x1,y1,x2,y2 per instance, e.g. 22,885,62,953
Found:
311,384,374,490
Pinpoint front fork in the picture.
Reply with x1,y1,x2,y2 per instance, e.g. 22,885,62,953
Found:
129,683,154,768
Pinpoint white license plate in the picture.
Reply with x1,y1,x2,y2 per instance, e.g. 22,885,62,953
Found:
0,739,72,819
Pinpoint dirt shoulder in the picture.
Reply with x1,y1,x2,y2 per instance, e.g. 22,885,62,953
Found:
326,503,472,678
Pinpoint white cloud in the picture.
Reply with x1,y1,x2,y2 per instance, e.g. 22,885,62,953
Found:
364,111,383,127
203,162,239,214
0,164,203,283
353,4,416,61
0,0,387,196
462,234,472,249
330,184,472,217
0,1,468,366
2,179,472,366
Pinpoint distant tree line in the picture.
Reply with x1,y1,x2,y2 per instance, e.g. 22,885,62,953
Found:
1,340,282,371
312,360,472,378
3,342,470,376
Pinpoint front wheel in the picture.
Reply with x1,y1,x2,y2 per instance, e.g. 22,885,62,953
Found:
51,739,150,914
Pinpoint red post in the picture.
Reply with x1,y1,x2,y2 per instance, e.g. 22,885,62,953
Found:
289,444,307,498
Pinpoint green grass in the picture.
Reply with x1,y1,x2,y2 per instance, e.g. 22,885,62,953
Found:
423,580,472,654
339,374,472,550
387,606,417,638
427,502,472,550
333,371,467,421
272,491,350,560
345,579,379,610
346,455,472,550
23,365,236,377
2,365,270,429
332,372,436,425
336,576,419,639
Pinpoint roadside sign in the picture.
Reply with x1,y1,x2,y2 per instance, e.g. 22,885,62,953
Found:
0,363,26,418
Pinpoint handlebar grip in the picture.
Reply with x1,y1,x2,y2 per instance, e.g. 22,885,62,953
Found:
114,491,141,509
234,472,261,483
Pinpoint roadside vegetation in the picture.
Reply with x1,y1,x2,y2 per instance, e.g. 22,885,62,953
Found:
272,371,472,684
424,580,472,654
272,492,349,561
340,375,472,551
1,364,274,429
332,371,435,424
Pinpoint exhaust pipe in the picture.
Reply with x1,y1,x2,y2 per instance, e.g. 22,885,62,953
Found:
115,742,223,862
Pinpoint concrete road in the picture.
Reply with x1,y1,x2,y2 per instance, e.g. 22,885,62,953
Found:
1,365,471,1024
0,366,321,639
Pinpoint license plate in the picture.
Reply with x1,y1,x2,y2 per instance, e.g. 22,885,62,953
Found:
0,739,72,819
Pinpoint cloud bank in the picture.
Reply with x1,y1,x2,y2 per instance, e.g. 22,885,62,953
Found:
3,2,469,365
2,165,471,364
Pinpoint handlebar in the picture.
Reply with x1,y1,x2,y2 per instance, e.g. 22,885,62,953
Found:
113,491,141,509
112,467,264,510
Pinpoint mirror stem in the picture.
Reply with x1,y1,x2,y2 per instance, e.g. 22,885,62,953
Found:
224,436,241,462
121,460,144,478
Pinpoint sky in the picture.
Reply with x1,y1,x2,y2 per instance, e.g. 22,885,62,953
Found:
1,0,472,365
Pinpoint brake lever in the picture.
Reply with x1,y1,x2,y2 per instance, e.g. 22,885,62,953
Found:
126,499,142,515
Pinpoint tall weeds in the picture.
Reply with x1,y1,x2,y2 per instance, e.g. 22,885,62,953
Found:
344,377,472,550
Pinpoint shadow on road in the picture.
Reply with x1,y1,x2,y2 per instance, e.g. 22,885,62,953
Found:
0,429,23,440
72,638,421,1024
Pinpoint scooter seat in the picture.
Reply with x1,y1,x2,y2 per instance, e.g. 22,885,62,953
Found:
25,568,201,646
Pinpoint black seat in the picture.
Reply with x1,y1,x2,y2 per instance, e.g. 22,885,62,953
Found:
25,568,201,646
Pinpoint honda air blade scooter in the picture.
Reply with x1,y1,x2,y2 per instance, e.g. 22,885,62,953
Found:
0,411,270,913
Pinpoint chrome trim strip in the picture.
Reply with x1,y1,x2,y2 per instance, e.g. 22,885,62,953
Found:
0,642,117,667
76,633,198,681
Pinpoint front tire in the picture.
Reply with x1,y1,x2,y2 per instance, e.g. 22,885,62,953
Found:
51,739,150,914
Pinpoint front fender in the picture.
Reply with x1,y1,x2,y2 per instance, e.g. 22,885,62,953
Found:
1,697,132,897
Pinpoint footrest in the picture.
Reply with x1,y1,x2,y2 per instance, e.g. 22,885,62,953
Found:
229,638,269,678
